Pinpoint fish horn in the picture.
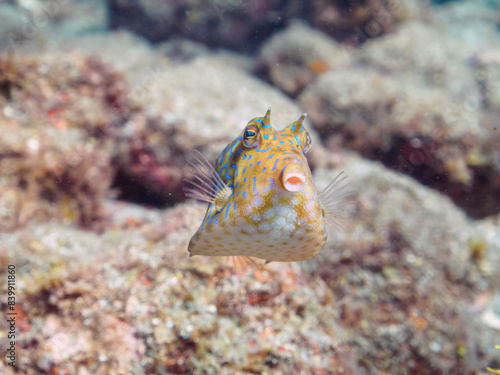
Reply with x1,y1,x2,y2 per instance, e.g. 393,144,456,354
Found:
297,112,307,128
263,107,271,126
286,112,308,133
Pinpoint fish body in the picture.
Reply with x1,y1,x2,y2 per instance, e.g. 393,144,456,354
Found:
183,109,352,263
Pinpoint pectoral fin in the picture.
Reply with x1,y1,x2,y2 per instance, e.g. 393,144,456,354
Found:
183,150,233,211
319,171,355,231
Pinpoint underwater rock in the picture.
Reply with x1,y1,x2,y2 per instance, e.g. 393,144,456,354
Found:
0,0,107,53
355,21,479,102
300,21,500,218
0,121,113,230
40,31,167,85
0,51,129,229
54,0,108,36
158,38,212,64
314,151,500,288
433,0,500,55
305,152,500,374
474,50,500,114
1,153,499,374
106,0,306,53
0,4,25,51
0,205,358,374
257,21,352,96
307,0,428,44
106,0,426,53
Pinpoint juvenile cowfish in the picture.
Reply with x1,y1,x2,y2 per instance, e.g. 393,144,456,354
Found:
183,109,353,263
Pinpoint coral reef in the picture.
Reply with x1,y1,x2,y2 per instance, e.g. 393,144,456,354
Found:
0,4,24,51
1,154,500,374
106,0,303,52
0,0,107,54
257,21,352,96
0,0,499,374
475,50,500,114
306,153,500,374
106,0,424,53
299,21,500,218
0,120,112,230
308,0,427,43
0,51,128,229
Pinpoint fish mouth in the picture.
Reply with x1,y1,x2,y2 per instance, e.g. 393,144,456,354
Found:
282,158,307,192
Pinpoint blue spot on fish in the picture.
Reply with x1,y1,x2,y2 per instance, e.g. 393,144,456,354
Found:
272,158,279,171
256,146,273,152
230,137,241,157
209,210,216,223
295,135,301,147
264,177,277,192
257,118,271,128
219,163,231,179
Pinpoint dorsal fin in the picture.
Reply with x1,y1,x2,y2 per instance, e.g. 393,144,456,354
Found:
183,150,233,211
319,171,355,231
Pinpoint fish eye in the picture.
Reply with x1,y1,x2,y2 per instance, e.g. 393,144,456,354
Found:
303,132,312,153
242,125,260,148
245,130,256,137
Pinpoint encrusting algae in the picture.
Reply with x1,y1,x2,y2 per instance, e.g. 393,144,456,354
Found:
183,108,354,264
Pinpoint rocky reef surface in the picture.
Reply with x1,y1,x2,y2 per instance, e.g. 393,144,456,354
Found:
0,0,500,374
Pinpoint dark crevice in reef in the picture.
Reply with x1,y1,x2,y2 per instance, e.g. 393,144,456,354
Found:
112,169,172,208
355,138,500,219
